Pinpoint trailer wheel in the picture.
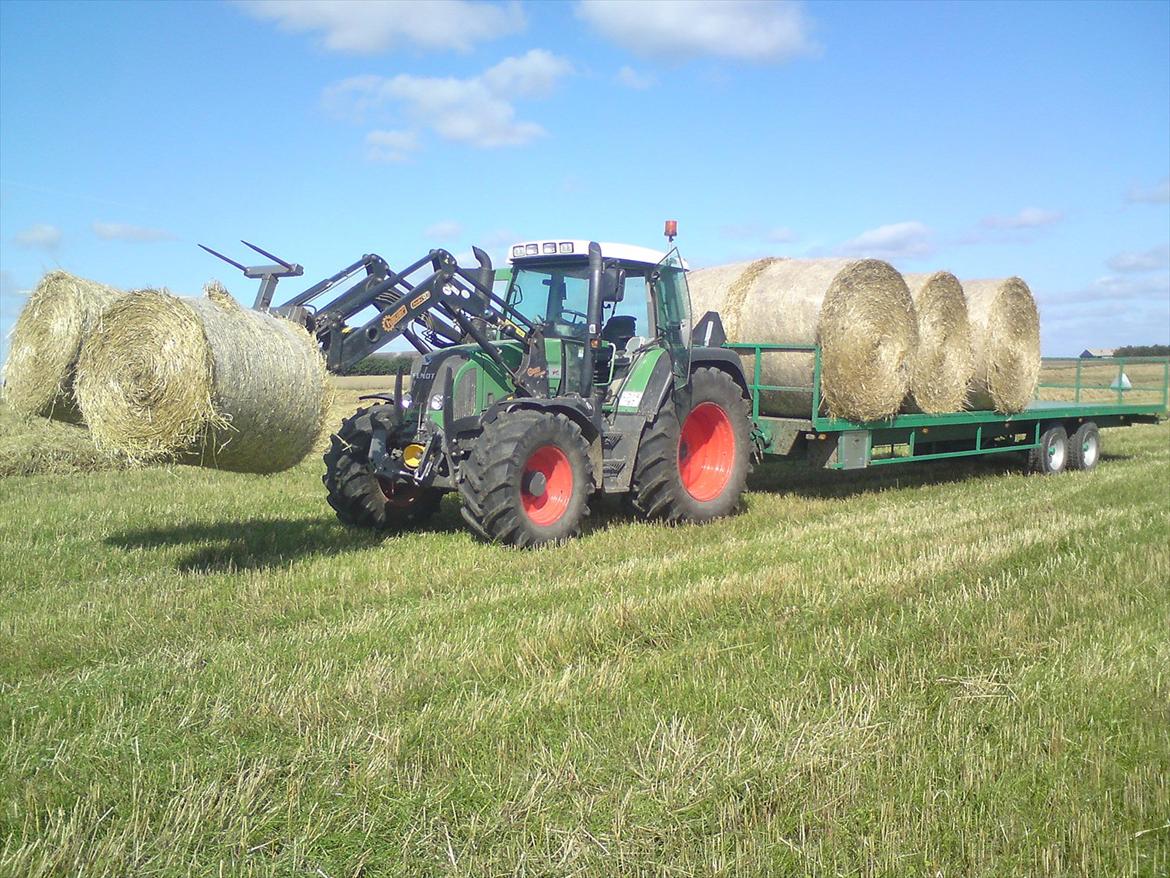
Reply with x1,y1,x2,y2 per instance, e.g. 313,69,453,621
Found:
1027,424,1069,475
324,405,442,530
458,410,592,547
1068,422,1100,471
629,367,752,524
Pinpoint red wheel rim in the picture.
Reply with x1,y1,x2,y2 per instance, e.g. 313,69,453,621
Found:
678,402,735,502
521,444,573,526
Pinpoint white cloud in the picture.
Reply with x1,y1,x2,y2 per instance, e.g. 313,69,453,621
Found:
365,129,419,162
92,222,174,242
764,227,797,244
326,49,572,149
1107,245,1170,274
836,221,932,260
238,0,524,54
1126,176,1170,205
616,66,656,89
980,207,1063,230
425,220,463,239
1047,272,1170,306
576,0,818,62
13,223,62,250
0,269,26,304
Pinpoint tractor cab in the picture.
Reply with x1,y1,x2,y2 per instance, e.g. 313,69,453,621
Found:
504,239,692,402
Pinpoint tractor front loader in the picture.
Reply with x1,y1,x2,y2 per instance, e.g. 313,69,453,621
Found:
202,229,753,547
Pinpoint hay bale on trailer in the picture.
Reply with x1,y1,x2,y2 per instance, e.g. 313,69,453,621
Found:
902,271,974,413
2,271,124,423
75,282,330,473
961,277,1041,413
688,258,919,422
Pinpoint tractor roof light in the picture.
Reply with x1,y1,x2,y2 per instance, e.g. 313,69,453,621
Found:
542,242,557,254
512,245,525,258
525,243,539,255
558,242,573,253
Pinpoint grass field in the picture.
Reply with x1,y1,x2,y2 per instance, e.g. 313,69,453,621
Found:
1,390,1168,877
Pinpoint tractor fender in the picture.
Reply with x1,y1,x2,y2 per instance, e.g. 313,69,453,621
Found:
640,347,751,424
690,347,750,398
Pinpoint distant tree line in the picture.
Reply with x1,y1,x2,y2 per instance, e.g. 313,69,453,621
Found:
1113,344,1170,357
341,354,417,375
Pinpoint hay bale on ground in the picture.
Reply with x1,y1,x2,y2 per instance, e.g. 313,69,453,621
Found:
2,271,123,423
902,271,974,413
688,258,919,422
75,282,330,473
962,277,1041,413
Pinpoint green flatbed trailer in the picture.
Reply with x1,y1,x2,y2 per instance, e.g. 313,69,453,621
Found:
729,345,1169,472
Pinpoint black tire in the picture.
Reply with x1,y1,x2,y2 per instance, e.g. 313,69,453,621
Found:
1027,424,1069,475
629,366,752,523
1068,421,1100,471
323,405,442,530
457,410,592,547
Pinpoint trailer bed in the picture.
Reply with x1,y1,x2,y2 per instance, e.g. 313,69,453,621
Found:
727,344,1169,471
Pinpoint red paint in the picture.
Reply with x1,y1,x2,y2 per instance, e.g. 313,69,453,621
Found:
678,402,734,502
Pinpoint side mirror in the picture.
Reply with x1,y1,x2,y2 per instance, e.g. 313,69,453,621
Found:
601,267,626,303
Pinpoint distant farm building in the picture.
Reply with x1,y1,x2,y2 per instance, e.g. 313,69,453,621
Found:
1080,348,1116,358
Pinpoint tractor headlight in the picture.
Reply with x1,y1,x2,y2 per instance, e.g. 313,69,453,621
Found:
429,393,444,411
400,392,413,409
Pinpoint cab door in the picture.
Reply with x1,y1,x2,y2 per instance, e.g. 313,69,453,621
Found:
652,249,692,391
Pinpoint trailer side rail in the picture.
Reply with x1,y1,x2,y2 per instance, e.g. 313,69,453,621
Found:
725,344,1169,469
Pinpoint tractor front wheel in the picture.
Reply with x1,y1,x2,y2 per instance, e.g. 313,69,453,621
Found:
323,405,442,530
458,410,592,547
629,366,752,524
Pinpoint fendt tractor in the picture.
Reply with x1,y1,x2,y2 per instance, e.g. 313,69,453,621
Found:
204,225,1169,548
205,225,754,547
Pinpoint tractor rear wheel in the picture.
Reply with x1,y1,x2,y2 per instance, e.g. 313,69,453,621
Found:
629,367,751,524
323,405,442,530
458,410,592,547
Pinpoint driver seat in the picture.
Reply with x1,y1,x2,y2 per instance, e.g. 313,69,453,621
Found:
601,315,637,352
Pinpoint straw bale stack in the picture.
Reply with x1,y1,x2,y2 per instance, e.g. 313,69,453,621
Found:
75,282,329,473
688,258,919,422
962,277,1041,413
902,271,974,413
3,271,123,422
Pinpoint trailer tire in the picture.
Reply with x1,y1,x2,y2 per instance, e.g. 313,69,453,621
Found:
324,405,442,530
629,366,752,524
1028,424,1069,475
458,409,591,547
1068,422,1100,471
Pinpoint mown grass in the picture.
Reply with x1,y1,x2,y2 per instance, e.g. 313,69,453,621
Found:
1,403,1167,877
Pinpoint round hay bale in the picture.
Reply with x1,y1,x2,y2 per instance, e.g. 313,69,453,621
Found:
902,271,974,413
2,271,123,423
961,277,1040,413
688,258,918,422
74,282,330,473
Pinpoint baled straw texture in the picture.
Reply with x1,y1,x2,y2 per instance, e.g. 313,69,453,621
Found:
2,271,123,423
902,271,974,413
962,277,1041,413
75,282,330,473
688,258,918,422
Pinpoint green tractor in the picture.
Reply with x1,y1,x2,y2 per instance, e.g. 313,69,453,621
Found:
210,232,754,546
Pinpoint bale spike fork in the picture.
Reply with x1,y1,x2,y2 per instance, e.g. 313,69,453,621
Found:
198,241,304,311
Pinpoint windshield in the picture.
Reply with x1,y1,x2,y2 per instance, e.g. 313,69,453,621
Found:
506,264,591,339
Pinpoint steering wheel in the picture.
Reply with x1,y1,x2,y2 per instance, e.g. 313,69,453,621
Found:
560,308,588,324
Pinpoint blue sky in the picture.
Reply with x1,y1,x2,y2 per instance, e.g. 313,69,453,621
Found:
1,0,1167,360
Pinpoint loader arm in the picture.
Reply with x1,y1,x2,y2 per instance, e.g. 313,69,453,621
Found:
202,241,537,389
